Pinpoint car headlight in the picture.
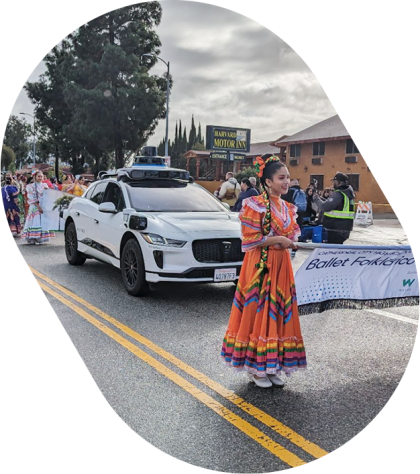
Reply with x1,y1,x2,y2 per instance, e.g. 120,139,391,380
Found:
141,233,186,248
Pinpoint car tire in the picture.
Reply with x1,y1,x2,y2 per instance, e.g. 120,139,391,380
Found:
65,222,86,265
121,239,150,296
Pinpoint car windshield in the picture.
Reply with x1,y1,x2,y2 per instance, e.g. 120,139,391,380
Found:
125,181,229,212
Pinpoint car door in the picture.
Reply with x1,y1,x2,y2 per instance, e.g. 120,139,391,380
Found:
91,181,126,264
76,181,108,260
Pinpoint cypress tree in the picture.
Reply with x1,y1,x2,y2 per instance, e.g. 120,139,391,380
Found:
188,114,197,149
172,121,179,158
182,127,188,152
197,122,202,146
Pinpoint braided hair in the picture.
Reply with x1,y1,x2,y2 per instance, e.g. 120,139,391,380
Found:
254,154,286,270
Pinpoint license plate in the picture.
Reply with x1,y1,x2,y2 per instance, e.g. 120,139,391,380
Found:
214,268,237,282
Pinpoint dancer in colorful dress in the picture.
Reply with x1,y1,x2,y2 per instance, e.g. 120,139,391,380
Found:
2,175,22,236
221,154,307,388
21,170,55,244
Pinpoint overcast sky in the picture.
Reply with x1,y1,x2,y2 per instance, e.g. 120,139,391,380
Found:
11,0,337,148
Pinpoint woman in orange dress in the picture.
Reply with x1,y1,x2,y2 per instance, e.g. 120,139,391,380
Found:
221,155,307,388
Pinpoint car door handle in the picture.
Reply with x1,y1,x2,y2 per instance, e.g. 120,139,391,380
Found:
93,219,99,224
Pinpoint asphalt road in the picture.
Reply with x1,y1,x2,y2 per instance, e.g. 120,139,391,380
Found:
15,220,418,473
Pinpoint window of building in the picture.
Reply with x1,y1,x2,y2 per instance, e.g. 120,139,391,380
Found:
290,144,301,158
346,139,359,154
348,174,360,192
312,142,325,156
310,174,324,191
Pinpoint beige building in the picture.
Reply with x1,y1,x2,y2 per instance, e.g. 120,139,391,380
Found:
187,115,393,213
272,115,392,212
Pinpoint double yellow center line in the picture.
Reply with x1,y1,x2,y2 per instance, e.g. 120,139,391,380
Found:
32,267,328,468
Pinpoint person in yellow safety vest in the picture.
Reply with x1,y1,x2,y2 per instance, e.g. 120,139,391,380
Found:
312,172,355,244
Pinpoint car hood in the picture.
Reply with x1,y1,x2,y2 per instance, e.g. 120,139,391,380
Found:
146,212,241,237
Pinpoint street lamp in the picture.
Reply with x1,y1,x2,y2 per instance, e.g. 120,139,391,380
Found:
141,53,170,158
20,112,36,167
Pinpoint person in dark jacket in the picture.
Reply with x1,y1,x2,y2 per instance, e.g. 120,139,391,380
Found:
281,179,303,230
312,172,355,244
232,178,259,212
249,176,260,194
282,179,300,204
299,187,317,224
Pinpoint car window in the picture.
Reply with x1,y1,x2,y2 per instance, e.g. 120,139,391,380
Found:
126,182,229,212
89,182,107,205
103,182,125,212
84,184,95,200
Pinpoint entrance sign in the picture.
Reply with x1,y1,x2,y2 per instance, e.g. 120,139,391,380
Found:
210,151,229,160
206,125,251,152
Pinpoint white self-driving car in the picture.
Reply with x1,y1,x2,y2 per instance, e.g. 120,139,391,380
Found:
63,157,243,296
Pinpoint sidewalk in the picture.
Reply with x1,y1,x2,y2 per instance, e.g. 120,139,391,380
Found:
372,213,397,220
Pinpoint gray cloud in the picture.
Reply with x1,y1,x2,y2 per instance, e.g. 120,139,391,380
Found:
10,0,336,149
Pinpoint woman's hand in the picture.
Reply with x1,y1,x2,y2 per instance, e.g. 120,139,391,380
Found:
274,236,297,250
37,204,43,214
263,236,298,250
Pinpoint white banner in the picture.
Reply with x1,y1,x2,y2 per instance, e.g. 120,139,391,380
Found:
295,248,418,306
40,189,67,231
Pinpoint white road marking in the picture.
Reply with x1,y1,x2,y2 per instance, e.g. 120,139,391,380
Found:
366,308,418,325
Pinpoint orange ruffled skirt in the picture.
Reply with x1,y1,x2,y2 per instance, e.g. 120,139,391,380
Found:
221,246,307,376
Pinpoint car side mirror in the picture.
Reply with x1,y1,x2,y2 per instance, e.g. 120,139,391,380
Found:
98,202,117,213
221,202,231,211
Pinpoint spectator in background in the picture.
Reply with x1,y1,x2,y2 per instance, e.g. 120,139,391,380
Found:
20,175,29,218
282,179,308,231
42,175,54,189
312,172,355,244
300,187,317,224
282,179,300,204
232,178,259,212
65,175,87,196
2,174,22,236
49,177,62,190
213,179,224,199
249,176,260,194
15,174,26,221
218,172,241,209
321,188,331,200
61,174,75,193
21,170,55,245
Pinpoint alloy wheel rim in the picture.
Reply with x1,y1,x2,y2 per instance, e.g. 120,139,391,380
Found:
124,248,138,287
66,230,75,256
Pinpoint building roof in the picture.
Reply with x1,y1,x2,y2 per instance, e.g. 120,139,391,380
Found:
246,141,282,157
276,115,350,145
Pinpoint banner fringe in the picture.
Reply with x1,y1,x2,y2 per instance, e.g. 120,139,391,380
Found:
298,297,419,315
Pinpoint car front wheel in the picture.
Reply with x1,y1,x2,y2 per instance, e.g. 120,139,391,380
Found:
121,239,150,296
65,222,86,265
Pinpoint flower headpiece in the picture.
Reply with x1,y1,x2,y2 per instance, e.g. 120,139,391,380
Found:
253,155,281,178
253,156,266,178
31,168,39,175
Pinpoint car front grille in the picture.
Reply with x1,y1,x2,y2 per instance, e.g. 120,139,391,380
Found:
192,239,244,263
